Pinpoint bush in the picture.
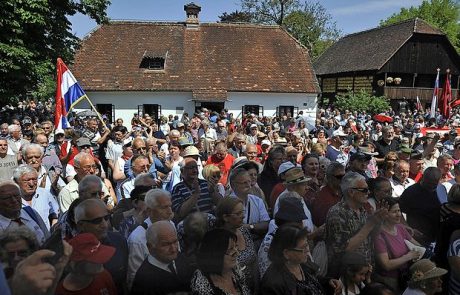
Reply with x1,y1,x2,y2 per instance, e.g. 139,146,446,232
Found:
334,89,390,115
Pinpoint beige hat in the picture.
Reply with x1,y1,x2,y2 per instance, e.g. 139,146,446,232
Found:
283,168,309,184
182,146,200,157
409,259,447,283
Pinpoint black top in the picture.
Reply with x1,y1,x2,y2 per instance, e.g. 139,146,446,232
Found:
103,231,129,295
375,138,400,158
434,203,460,269
131,257,190,295
399,183,441,246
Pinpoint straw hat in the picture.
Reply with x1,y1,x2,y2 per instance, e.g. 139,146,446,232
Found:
409,259,447,283
283,168,309,184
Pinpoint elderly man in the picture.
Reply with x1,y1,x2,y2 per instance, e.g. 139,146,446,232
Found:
32,134,63,177
215,120,228,141
75,198,128,295
172,158,218,221
124,137,163,181
390,159,415,199
409,151,424,182
7,124,29,157
400,167,442,247
82,118,110,158
160,129,181,156
58,152,98,213
0,137,18,180
244,143,259,162
0,180,49,245
127,189,174,289
228,133,246,158
325,172,388,277
326,128,348,164
119,154,149,200
13,165,59,230
131,221,189,295
22,143,63,196
311,162,345,227
207,141,235,185
375,126,400,163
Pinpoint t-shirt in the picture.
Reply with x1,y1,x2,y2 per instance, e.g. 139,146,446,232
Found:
56,270,117,295
0,154,17,180
206,154,235,185
374,224,412,278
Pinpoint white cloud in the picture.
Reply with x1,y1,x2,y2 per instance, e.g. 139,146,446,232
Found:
330,0,424,16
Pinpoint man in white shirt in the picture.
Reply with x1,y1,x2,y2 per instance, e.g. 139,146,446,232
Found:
390,159,415,199
127,189,174,289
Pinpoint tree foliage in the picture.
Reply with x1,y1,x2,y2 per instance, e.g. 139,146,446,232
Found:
380,0,460,52
0,0,110,104
236,0,340,60
335,89,390,115
218,10,253,23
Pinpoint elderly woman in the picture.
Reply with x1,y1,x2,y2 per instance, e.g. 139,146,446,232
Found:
229,168,269,236
260,224,341,294
202,164,225,198
231,157,266,204
215,197,258,291
402,259,447,295
191,228,251,294
0,227,39,279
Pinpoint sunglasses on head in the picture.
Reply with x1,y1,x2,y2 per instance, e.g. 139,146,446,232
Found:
79,214,111,225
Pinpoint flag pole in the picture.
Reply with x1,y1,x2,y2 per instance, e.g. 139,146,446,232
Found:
78,94,108,129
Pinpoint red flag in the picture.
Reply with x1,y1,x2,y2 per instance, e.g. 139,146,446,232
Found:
439,70,452,118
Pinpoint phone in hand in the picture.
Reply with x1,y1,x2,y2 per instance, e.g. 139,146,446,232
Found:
40,228,64,265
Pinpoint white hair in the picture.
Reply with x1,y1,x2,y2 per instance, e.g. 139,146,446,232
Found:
73,152,92,168
146,220,176,246
144,189,171,209
74,199,107,223
340,172,366,198
22,143,44,158
13,164,37,182
8,124,20,133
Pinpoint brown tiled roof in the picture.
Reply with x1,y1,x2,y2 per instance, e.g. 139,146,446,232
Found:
72,21,320,96
314,18,445,76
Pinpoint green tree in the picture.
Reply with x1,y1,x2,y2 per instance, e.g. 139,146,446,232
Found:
335,89,390,115
218,10,253,23
283,2,340,60
0,0,110,104
237,0,340,60
380,0,460,52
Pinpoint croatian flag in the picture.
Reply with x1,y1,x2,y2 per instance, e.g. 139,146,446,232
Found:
54,58,87,129
430,69,440,119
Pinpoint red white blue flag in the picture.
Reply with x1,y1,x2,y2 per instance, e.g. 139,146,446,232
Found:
430,69,440,118
54,58,87,129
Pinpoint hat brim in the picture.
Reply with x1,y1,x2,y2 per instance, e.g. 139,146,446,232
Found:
412,267,448,282
284,176,309,184
73,244,116,264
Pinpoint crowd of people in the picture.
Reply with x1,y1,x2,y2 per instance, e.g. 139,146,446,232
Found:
1,101,460,295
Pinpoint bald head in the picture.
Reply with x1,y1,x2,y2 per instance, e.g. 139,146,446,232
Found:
146,221,179,263
74,198,107,223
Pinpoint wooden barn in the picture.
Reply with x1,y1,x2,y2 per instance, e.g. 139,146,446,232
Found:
314,18,460,110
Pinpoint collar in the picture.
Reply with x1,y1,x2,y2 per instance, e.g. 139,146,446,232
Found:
147,254,175,273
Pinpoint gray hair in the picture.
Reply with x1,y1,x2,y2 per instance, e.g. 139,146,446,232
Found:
0,226,39,252
382,126,394,134
169,130,180,137
78,175,103,199
229,168,249,186
8,124,20,133
340,172,366,197
146,220,176,247
22,143,44,159
133,173,155,187
13,164,37,182
325,162,345,182
73,152,92,168
145,189,171,209
437,154,453,166
74,199,107,223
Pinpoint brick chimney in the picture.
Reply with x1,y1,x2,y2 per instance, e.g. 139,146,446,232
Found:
184,2,201,28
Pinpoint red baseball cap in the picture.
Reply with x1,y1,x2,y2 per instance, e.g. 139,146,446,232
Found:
68,233,115,264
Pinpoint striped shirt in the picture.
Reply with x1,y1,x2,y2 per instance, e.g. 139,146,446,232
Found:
448,235,460,295
171,179,213,215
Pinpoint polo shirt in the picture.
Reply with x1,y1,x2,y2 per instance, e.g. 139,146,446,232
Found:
375,139,400,158
0,208,49,245
171,179,214,215
21,187,59,230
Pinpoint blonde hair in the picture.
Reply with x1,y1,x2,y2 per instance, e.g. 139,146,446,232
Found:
202,164,221,180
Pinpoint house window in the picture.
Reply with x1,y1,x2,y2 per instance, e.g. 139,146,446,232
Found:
138,104,162,123
96,104,114,123
140,57,165,70
277,106,295,117
242,105,263,116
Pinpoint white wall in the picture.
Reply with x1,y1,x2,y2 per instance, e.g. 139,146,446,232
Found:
75,91,318,123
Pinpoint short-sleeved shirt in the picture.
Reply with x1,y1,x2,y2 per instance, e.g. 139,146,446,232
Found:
374,224,412,278
0,154,17,180
325,200,372,277
375,139,400,158
21,187,59,230
230,193,270,225
171,179,214,215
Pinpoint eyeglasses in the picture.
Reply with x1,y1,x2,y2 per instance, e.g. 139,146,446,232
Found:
135,147,147,151
289,244,310,253
80,145,91,149
228,210,245,217
351,187,370,193
79,165,97,171
333,174,345,179
79,214,111,224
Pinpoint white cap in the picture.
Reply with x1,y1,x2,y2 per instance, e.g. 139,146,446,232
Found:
250,124,258,129
55,128,65,135
332,128,347,137
261,139,271,146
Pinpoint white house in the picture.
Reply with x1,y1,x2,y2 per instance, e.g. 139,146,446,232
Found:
72,3,320,124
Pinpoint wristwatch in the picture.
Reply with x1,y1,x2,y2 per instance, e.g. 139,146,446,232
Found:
249,224,255,230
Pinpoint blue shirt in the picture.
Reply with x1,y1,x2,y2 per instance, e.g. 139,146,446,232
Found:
124,156,165,179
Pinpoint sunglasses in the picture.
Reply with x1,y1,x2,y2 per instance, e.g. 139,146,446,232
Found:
79,214,111,225
333,174,345,179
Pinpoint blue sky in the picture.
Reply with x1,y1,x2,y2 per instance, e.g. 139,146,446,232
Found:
71,0,424,38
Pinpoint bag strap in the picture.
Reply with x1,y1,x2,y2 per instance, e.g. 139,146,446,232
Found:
23,206,42,227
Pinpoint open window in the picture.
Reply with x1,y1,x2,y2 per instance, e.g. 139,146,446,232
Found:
138,104,162,123
242,105,263,116
277,105,294,117
96,104,114,123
